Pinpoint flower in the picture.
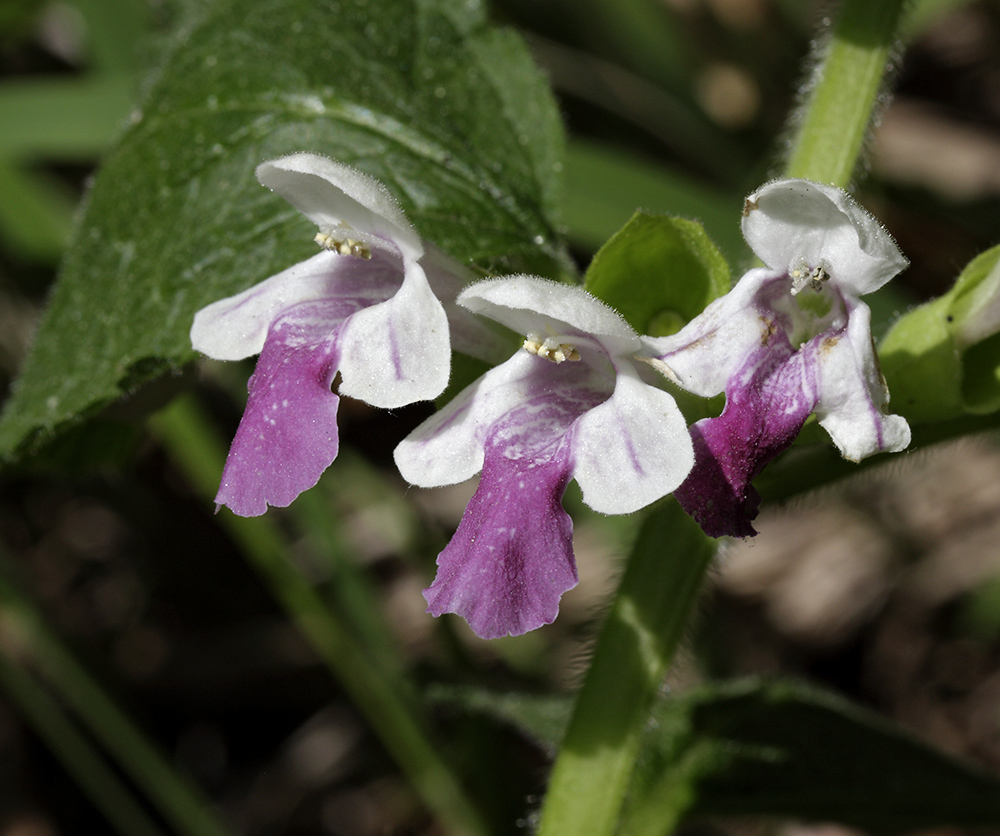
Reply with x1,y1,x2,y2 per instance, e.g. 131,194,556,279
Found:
191,153,484,517
646,178,911,538
394,276,694,639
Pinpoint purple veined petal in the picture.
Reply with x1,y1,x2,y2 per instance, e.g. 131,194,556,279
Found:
257,154,423,261
743,179,908,297
423,438,578,639
458,275,640,355
216,301,350,517
571,363,694,514
191,250,402,361
644,268,781,397
673,335,819,537
336,257,450,408
395,352,545,487
421,378,605,638
395,350,606,488
811,298,911,460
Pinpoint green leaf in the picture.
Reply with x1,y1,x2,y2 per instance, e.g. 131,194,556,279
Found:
622,678,1000,836
425,685,572,754
878,295,963,423
0,0,568,462
583,211,730,336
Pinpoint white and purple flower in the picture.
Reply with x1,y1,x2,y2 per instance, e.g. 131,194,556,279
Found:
646,178,911,538
191,153,486,517
394,276,695,639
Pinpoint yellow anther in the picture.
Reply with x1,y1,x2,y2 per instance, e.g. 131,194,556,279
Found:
523,334,581,363
314,231,372,260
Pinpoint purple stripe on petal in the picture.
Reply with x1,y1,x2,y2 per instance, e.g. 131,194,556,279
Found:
216,303,348,517
675,334,818,537
423,439,577,639
422,375,604,638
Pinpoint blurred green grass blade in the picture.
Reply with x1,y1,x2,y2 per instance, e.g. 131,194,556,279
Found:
290,481,409,688
71,0,153,72
904,0,979,36
0,159,76,261
563,139,747,267
0,639,168,836
529,36,748,183
574,0,692,93
0,75,135,158
0,563,236,836
150,395,489,836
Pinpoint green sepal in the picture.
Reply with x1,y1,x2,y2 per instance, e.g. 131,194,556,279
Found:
878,295,963,422
880,243,1000,422
583,211,731,336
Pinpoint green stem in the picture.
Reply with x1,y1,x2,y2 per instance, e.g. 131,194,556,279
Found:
0,648,167,836
0,563,233,836
538,5,912,833
536,501,715,836
785,0,908,187
149,395,487,836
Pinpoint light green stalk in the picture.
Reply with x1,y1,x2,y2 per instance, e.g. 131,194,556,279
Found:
536,503,713,836
785,0,909,188
536,2,910,834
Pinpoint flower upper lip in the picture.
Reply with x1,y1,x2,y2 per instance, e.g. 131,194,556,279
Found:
256,153,423,261
743,178,909,297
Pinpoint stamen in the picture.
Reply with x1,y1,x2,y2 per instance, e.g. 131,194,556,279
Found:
314,231,372,260
523,333,581,363
789,261,829,295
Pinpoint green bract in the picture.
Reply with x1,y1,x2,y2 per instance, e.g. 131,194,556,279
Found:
583,211,730,336
0,0,568,461
880,243,1000,422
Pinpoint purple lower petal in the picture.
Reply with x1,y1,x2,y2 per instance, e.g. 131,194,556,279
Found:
423,438,578,639
420,367,607,639
674,335,818,538
216,303,346,517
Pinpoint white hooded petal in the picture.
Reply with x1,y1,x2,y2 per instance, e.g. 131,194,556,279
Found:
394,351,549,487
257,154,423,261
644,268,779,397
336,257,450,408
459,275,639,355
812,299,911,460
743,179,907,297
571,363,694,514
421,246,515,364
191,250,397,360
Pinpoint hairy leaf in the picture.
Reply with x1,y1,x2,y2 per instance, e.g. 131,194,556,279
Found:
0,0,568,461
